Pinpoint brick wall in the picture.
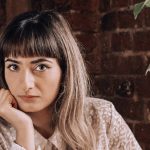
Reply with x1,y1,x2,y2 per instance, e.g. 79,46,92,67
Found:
100,0,150,149
1,0,150,149
0,0,6,31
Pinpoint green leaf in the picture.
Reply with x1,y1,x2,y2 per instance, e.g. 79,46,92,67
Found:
133,2,144,19
144,0,150,7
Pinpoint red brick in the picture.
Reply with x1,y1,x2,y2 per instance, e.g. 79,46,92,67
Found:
0,0,6,27
6,0,31,22
64,12,99,32
118,10,134,28
31,0,71,11
99,0,110,12
101,55,147,75
101,12,118,31
93,76,137,99
129,0,133,5
101,32,111,53
145,144,150,150
55,0,68,3
32,0,55,10
85,52,101,74
76,33,98,53
117,8,145,28
71,0,99,12
31,0,41,10
133,0,145,3
134,31,150,51
145,8,150,27
111,33,121,52
135,124,150,143
111,32,133,51
112,97,144,121
92,76,114,97
146,102,150,121
111,0,130,8
135,76,150,98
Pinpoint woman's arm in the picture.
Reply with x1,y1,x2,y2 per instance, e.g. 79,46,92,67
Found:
15,118,35,150
0,89,35,150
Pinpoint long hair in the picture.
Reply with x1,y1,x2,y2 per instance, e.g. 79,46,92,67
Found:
0,10,97,149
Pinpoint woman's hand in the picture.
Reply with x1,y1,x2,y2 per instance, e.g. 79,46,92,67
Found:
0,88,31,128
0,88,35,150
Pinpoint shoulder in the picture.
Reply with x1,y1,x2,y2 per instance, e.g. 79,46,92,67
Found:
85,97,128,127
85,98,142,149
85,97,114,117
85,97,115,130
85,97,113,108
85,97,129,132
85,97,131,132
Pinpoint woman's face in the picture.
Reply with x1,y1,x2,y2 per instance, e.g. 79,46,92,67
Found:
4,56,62,113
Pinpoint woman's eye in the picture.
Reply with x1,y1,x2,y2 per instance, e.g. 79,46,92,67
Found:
35,64,50,71
7,64,18,71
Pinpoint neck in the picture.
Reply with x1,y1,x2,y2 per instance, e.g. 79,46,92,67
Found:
29,107,51,125
27,107,55,138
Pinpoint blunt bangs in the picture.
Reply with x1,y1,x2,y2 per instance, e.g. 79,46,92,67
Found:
2,24,61,59
0,10,64,61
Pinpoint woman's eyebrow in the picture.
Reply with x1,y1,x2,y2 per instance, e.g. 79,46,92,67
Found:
5,59,20,64
30,58,53,64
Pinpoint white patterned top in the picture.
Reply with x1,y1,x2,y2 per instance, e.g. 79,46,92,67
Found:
0,98,142,150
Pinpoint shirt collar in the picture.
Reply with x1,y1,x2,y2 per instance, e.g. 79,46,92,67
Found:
34,126,65,150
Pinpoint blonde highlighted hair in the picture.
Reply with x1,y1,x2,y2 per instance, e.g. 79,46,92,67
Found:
0,10,97,149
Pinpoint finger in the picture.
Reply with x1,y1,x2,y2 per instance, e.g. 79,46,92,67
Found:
5,93,13,104
0,89,18,108
2,91,14,103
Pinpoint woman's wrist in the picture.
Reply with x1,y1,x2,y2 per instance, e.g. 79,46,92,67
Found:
15,117,33,131
16,120,35,150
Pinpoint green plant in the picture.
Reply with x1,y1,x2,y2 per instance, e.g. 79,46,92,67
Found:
133,0,150,19
133,0,150,76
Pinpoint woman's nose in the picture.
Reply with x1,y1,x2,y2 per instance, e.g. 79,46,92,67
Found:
22,70,35,91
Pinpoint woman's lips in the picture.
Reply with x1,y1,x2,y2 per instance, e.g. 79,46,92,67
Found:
19,95,40,101
20,95,38,98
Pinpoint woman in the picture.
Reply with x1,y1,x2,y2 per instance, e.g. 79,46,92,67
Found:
0,10,141,150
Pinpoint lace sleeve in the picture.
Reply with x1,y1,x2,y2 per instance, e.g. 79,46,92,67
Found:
108,103,142,150
10,143,26,150
0,133,25,150
0,133,9,150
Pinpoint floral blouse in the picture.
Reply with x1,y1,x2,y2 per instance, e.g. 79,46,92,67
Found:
0,98,142,150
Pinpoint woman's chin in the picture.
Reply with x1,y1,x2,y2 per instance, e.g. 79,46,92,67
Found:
18,105,42,113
